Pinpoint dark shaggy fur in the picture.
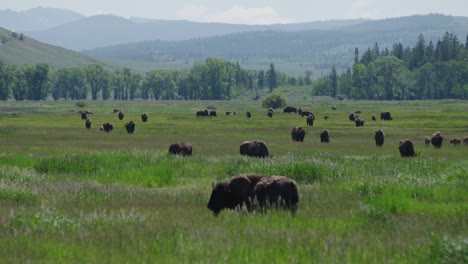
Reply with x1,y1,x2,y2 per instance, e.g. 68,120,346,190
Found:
291,126,306,142
320,129,330,143
431,131,443,148
399,139,417,157
240,140,270,158
374,128,384,147
124,120,135,134
168,142,193,156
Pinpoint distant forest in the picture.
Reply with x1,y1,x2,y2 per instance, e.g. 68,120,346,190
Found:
313,32,468,100
0,57,308,101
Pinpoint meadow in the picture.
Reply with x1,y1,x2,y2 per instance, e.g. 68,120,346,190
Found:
0,99,467,263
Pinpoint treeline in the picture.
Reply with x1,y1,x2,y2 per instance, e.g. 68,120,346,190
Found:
314,32,468,100
0,58,308,101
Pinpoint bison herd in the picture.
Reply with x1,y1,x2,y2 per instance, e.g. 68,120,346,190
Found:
207,173,299,216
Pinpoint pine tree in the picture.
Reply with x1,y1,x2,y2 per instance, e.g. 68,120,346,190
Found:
354,47,359,64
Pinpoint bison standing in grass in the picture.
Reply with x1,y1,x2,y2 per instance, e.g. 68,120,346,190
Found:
168,142,193,156
141,113,148,122
355,117,365,127
306,113,315,126
100,123,113,132
381,111,393,121
254,176,299,214
283,106,297,113
372,115,376,121
240,140,270,158
197,110,209,117
124,120,135,134
431,131,443,148
207,174,267,216
320,129,330,143
464,137,468,145
425,136,431,147
85,119,92,129
375,128,385,147
246,112,252,118
267,108,273,118
349,113,356,121
450,138,461,146
291,126,306,142
399,139,417,157
118,111,125,120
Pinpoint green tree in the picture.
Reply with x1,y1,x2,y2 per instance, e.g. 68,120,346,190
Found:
85,64,109,100
0,60,15,100
354,47,359,64
12,68,27,101
257,70,265,90
329,66,338,98
409,34,426,69
23,63,50,101
266,63,277,92
262,93,287,109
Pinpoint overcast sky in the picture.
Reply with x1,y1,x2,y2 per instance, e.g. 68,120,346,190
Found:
2,0,467,24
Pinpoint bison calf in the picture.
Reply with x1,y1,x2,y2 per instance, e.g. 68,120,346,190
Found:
450,137,461,146
254,176,299,214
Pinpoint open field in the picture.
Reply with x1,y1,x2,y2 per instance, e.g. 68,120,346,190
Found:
0,99,467,263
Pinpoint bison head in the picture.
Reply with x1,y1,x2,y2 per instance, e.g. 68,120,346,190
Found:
207,182,233,216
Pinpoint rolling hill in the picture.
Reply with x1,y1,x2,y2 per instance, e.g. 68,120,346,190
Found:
0,27,107,69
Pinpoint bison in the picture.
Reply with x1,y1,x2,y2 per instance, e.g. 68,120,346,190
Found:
399,139,417,157
124,120,135,134
85,119,91,129
240,140,270,158
267,109,273,118
80,112,87,120
306,114,315,126
113,109,120,113
380,112,393,121
246,112,252,118
226,111,236,116
209,110,217,117
141,113,148,122
118,111,124,120
320,129,330,143
355,117,365,127
374,128,384,147
324,115,329,120
100,122,113,132
431,131,443,148
207,174,269,216
254,176,299,214
349,113,356,121
283,106,297,114
291,126,306,142
450,138,461,146
464,137,468,145
372,114,376,121
301,111,312,117
425,136,431,147
331,105,337,110
168,142,193,156
197,110,209,117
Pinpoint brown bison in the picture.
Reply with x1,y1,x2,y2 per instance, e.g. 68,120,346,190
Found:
85,119,91,129
450,138,461,146
324,115,329,120
372,114,376,121
209,110,217,117
464,137,468,145
399,139,417,157
291,126,306,142
301,111,312,117
240,140,270,158
355,117,365,127
113,109,120,113
283,106,297,113
168,142,193,156
374,128,384,147
207,174,268,216
380,111,393,121
306,114,315,126
100,122,113,132
267,109,273,118
197,110,209,117
320,129,330,143
246,112,252,118
141,113,148,122
431,131,443,148
118,111,124,120
349,113,356,121
80,112,87,120
254,176,299,214
124,120,135,134
425,136,431,147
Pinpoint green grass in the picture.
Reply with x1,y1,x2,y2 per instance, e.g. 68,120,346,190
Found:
0,99,467,263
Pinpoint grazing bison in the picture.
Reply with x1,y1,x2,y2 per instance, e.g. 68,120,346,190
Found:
355,117,365,127
464,137,468,145
197,110,209,117
301,111,312,117
331,105,337,110
374,128,385,147
254,176,300,213
80,112,87,120
399,139,417,157
100,122,113,132
425,136,431,147
450,138,461,146
113,109,120,113
85,119,91,129
118,111,124,120
207,174,268,216
141,113,148,122
431,131,443,148
168,142,193,156
324,115,329,120
226,111,236,116
291,126,306,142
372,114,376,121
306,114,315,126
320,129,330,143
283,106,297,113
209,110,217,117
380,112,393,121
124,120,135,134
240,140,270,158
349,113,356,121
246,112,252,118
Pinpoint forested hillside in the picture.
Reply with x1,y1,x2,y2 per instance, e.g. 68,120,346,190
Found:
313,32,468,100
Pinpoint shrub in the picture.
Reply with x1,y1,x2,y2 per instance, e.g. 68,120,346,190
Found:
262,93,287,109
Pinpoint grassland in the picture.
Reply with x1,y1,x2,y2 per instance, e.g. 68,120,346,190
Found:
0,99,467,263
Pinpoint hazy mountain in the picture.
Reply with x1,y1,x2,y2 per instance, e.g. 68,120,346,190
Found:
26,13,368,51
0,7,84,32
0,27,107,69
82,14,468,75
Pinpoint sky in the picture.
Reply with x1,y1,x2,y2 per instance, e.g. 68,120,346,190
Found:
1,0,467,24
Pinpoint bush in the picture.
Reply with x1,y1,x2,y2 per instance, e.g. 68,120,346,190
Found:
262,93,287,109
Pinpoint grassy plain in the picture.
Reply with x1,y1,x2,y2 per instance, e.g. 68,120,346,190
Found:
0,99,467,263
